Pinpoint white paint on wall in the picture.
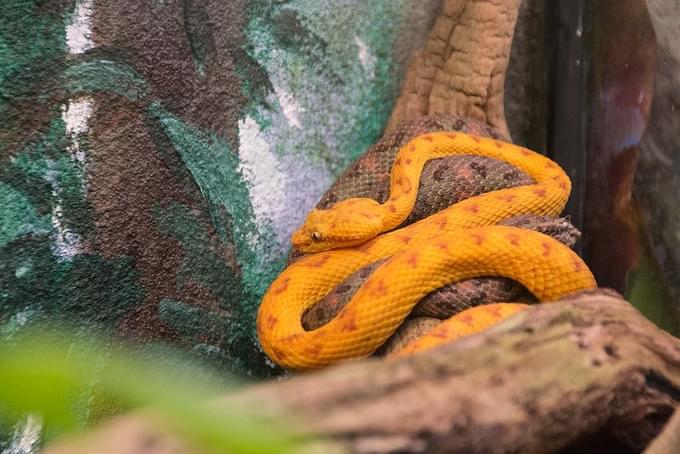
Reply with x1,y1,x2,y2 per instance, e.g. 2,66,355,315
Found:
66,0,95,55
279,152,332,244
272,80,305,130
45,165,82,261
354,35,376,78
2,415,42,454
238,116,288,247
62,97,94,168
51,0,96,261
238,115,331,255
269,58,305,129
62,98,94,135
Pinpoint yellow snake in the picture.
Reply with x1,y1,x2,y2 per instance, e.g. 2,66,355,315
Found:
257,131,597,370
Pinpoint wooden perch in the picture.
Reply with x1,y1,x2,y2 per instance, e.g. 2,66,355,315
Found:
387,0,522,137
46,290,680,453
646,407,680,454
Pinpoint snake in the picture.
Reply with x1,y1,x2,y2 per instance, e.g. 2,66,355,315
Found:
257,119,597,371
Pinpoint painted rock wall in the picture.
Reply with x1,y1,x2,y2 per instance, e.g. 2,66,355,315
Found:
0,0,440,376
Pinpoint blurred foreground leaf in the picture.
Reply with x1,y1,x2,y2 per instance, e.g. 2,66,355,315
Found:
0,328,301,453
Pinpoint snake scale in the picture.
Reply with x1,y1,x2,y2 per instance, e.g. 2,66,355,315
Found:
257,116,597,370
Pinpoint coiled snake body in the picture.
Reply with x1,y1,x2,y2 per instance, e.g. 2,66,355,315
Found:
257,124,596,371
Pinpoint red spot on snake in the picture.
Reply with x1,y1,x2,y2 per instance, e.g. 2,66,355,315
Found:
303,344,322,356
552,175,562,181
360,212,375,219
340,312,357,332
465,204,480,214
282,333,302,343
306,255,330,268
272,347,288,361
422,135,434,142
357,240,375,252
494,141,504,148
458,314,475,326
388,203,397,213
433,329,448,339
362,157,379,172
409,144,416,152
402,178,412,193
405,158,412,165
498,194,516,203
394,157,401,166
406,252,419,268
469,134,481,143
371,279,388,297
459,281,476,291
533,188,547,197
542,242,552,257
545,161,556,168
559,180,568,190
520,149,531,156
486,306,503,318
398,235,412,245
471,232,486,245
437,217,448,230
446,133,457,140
506,233,521,246
437,241,449,251
265,315,278,330
573,259,584,272
273,277,291,294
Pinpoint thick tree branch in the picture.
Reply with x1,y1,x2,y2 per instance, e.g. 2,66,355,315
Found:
645,408,680,454
47,291,680,453
387,0,521,137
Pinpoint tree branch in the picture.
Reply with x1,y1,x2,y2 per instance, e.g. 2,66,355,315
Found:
387,0,522,137
645,407,680,454
46,291,680,453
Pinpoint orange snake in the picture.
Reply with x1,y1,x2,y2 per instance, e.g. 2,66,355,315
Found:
256,132,597,370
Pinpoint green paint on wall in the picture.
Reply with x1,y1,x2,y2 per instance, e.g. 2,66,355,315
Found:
150,103,282,294
0,0,432,384
0,238,142,330
153,201,242,306
63,60,149,101
150,102,256,246
0,182,50,248
182,0,214,76
244,0,416,173
0,0,67,125
9,114,93,240
158,299,227,342
150,104,286,369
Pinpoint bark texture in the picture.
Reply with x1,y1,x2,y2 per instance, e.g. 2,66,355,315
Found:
46,291,680,453
645,407,680,454
386,0,522,137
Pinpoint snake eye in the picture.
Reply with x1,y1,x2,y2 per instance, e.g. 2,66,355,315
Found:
311,231,322,242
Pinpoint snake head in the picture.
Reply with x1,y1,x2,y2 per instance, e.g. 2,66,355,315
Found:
292,198,385,253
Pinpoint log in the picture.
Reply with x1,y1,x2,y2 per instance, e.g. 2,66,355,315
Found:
46,290,680,453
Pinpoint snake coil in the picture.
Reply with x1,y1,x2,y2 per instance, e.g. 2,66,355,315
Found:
257,129,596,370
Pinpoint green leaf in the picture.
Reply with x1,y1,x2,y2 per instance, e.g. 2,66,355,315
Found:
0,328,301,453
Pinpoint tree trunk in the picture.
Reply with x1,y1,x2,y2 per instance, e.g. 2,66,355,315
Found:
46,290,680,453
386,0,522,138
